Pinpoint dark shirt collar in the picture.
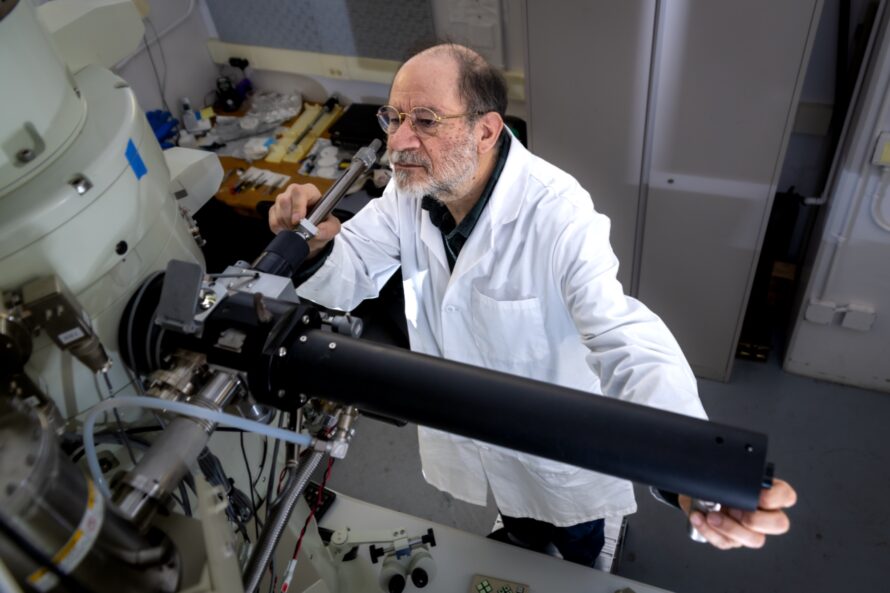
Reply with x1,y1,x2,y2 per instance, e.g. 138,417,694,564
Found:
422,131,511,270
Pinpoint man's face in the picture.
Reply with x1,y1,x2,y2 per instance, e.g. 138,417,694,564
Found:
384,56,480,204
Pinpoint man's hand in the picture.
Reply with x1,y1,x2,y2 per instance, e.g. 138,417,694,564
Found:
679,478,797,550
268,183,342,257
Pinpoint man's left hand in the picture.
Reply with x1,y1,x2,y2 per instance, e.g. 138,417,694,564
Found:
679,478,797,550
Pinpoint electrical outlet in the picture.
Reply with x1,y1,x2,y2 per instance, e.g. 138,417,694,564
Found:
805,299,836,325
841,304,876,332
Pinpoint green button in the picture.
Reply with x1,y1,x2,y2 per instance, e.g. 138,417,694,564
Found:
485,586,493,593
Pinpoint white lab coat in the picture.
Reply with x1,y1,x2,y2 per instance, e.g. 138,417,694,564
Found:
298,133,706,526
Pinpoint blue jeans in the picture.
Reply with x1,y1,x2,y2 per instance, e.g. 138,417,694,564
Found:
490,515,605,568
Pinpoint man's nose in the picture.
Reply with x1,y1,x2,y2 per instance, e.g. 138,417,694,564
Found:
387,119,422,152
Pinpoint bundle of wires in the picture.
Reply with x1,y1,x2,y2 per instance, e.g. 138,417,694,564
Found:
199,447,257,541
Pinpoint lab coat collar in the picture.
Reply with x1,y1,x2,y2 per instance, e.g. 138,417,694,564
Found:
448,128,529,280
487,127,528,228
421,207,449,272
421,127,530,277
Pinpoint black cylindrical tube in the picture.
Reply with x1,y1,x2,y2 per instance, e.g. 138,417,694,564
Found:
279,330,769,510
252,231,310,277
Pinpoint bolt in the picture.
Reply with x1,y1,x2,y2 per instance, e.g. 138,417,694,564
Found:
301,315,311,325
69,174,93,195
299,335,308,343
278,347,287,357
16,148,35,164
277,389,286,399
329,342,337,350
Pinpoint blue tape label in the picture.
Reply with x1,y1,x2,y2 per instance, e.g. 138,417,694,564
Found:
126,139,148,180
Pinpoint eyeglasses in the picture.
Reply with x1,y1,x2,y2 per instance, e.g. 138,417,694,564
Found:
376,105,480,137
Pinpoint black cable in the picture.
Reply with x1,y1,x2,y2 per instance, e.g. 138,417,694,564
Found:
178,482,192,517
145,19,169,89
263,414,285,525
0,513,97,593
240,432,260,541
198,448,253,542
143,28,171,113
252,436,269,492
100,372,138,467
93,425,255,438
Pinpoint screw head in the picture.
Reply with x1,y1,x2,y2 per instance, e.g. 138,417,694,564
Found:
278,347,287,357
301,315,311,324
299,335,308,343
69,174,93,195
115,241,128,255
15,148,35,164
328,342,337,350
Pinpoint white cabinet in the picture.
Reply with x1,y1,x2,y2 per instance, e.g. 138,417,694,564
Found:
526,0,822,380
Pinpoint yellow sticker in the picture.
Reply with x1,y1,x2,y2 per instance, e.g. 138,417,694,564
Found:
200,106,216,120
881,143,890,165
26,480,105,592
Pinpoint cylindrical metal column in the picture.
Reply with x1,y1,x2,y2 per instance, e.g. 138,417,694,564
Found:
114,372,241,530
0,399,178,593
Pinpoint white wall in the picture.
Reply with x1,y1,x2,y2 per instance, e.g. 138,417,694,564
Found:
784,3,890,392
112,0,530,119
244,70,391,107
200,0,528,116
112,0,219,113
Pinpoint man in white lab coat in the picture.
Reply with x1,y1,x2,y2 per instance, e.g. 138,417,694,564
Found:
270,44,796,564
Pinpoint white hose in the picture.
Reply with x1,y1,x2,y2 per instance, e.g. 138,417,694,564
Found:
84,396,314,499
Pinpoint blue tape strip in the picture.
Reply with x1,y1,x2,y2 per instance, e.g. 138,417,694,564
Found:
126,139,148,180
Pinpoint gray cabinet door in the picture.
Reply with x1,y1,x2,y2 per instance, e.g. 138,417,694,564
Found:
525,0,656,290
639,0,820,380
526,0,821,381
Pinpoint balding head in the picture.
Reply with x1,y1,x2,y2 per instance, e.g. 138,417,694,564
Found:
398,43,508,119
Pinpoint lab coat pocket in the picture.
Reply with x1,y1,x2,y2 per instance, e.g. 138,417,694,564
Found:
469,288,548,365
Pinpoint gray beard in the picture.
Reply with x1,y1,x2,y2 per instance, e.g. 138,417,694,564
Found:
389,136,478,203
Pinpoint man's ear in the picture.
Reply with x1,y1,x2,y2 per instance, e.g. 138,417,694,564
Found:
477,112,505,154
